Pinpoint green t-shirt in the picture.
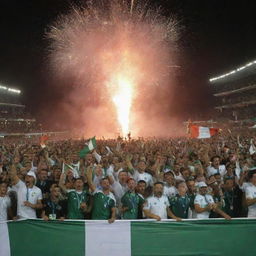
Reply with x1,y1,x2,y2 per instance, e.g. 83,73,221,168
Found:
67,190,89,219
169,194,190,219
188,193,196,210
91,191,116,220
223,190,235,217
121,191,145,219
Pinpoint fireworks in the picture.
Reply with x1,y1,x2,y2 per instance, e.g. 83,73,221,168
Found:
47,0,179,136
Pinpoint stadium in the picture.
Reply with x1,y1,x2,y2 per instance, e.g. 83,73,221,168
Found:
1,1,256,256
210,60,256,125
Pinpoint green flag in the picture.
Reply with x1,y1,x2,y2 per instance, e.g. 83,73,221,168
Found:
79,137,97,158
1,219,256,256
62,162,79,178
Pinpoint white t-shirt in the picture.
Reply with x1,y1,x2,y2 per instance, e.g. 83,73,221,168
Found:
163,185,177,198
111,181,128,206
194,194,214,219
144,195,170,219
207,165,226,177
133,171,153,187
240,182,252,192
0,196,11,221
12,180,42,218
245,184,256,217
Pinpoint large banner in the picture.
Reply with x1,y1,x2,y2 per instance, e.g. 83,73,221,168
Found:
1,219,256,256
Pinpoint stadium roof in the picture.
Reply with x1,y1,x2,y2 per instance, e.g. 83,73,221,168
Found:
209,60,256,84
0,85,21,94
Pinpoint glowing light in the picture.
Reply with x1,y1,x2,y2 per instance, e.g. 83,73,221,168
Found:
112,76,133,135
0,85,21,94
209,59,256,83
47,0,179,137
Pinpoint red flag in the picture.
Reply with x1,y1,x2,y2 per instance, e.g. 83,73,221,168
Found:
189,125,219,139
40,135,49,148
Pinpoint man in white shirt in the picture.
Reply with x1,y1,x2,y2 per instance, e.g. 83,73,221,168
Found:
194,182,231,220
133,160,153,187
9,165,43,219
109,170,128,207
163,171,177,198
207,156,226,178
0,182,11,221
143,182,180,221
245,169,256,217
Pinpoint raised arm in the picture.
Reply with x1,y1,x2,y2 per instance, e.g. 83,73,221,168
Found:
58,172,67,194
86,165,96,193
9,164,20,185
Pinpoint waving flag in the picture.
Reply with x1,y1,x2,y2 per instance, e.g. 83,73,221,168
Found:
79,137,97,158
40,135,49,148
189,125,220,139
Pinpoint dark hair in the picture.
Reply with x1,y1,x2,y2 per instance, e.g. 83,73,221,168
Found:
154,181,164,186
137,180,146,185
74,177,84,183
224,177,234,184
248,169,256,179
40,168,48,173
211,155,221,162
127,178,135,184
164,171,174,177
100,177,109,183
176,180,186,188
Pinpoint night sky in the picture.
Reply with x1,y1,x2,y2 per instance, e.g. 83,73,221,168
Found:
0,0,256,128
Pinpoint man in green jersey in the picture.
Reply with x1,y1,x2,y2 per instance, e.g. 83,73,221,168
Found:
121,178,144,219
169,181,189,220
67,178,90,219
91,177,116,223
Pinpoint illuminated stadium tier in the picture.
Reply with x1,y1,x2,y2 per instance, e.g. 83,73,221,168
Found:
209,60,256,121
0,84,40,133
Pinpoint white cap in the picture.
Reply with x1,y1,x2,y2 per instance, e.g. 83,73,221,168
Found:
197,181,207,188
163,168,172,173
26,171,37,182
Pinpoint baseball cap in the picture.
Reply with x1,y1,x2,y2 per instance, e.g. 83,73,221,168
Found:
197,181,207,188
26,171,37,181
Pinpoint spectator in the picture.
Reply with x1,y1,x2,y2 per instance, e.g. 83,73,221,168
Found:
65,178,90,219
207,156,227,178
88,172,116,223
143,182,179,221
163,170,177,198
42,185,66,220
121,178,144,219
133,160,153,187
245,169,256,217
36,169,52,198
194,182,231,219
9,166,42,219
169,181,190,219
0,182,11,220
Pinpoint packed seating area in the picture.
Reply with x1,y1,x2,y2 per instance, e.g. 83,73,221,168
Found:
1,127,256,222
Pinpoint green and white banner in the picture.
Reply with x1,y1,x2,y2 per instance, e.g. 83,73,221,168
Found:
1,219,256,256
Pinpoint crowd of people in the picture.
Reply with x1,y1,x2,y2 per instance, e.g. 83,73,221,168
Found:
1,129,256,223
0,120,41,133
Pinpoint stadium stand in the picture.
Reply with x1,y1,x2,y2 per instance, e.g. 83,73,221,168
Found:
210,60,256,123
0,84,41,134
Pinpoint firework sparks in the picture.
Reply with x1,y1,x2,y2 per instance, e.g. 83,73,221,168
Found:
47,0,179,136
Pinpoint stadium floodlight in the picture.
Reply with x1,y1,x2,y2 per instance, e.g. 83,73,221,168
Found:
8,88,21,94
0,86,7,90
0,84,21,94
209,59,256,82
